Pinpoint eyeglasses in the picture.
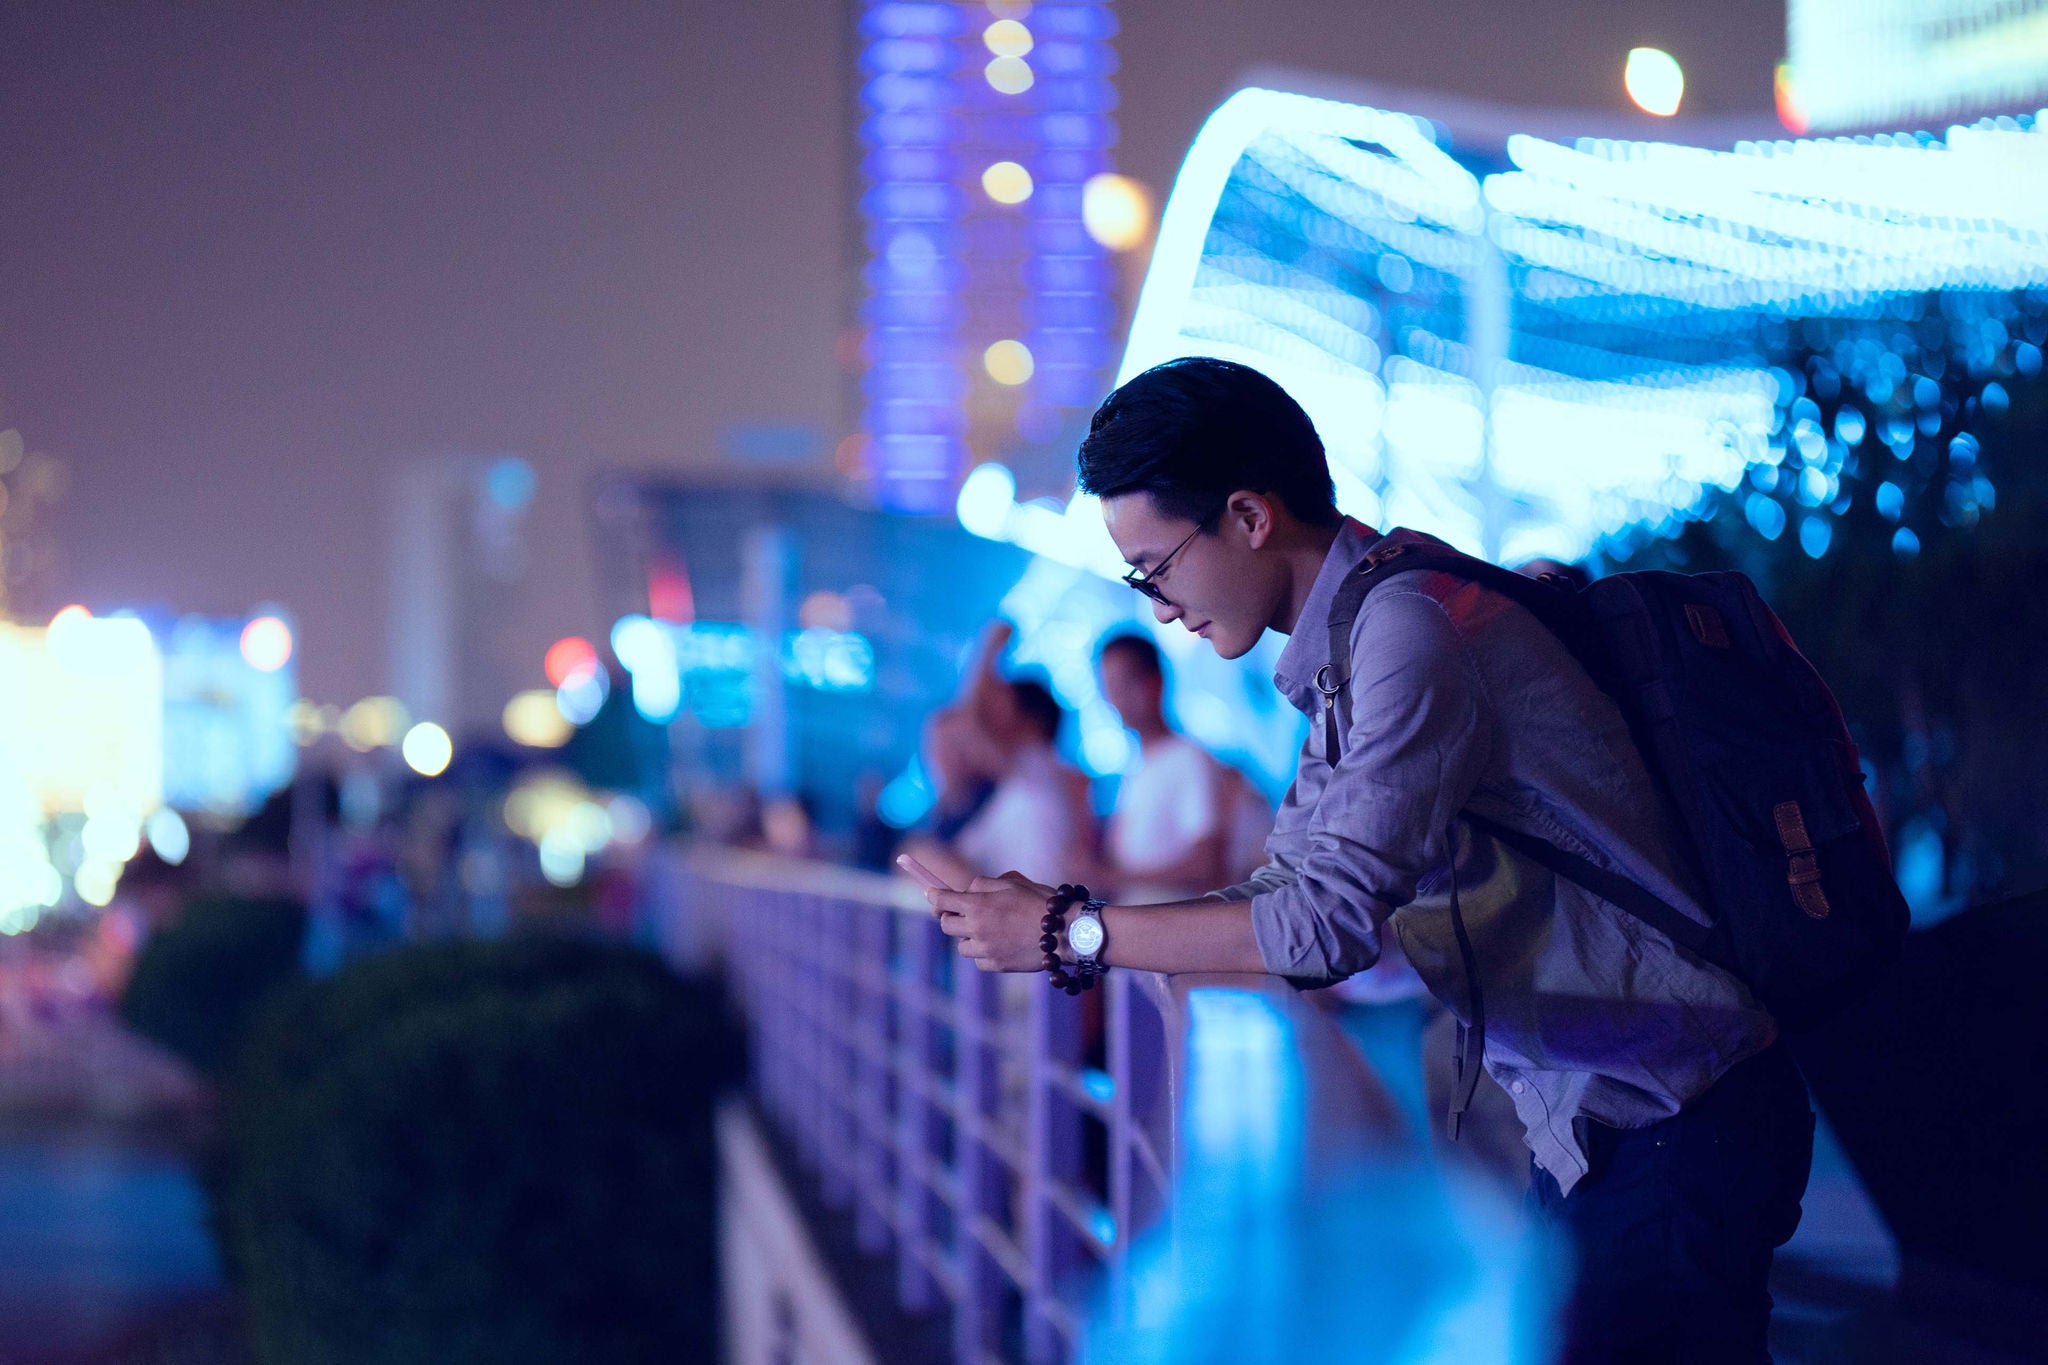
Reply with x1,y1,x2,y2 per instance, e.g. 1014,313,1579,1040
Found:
1122,520,1210,606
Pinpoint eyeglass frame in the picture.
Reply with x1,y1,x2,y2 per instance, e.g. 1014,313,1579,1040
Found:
1121,507,1225,606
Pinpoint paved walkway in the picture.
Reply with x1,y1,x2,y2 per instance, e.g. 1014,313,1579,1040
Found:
0,948,222,1364
0,1128,224,1365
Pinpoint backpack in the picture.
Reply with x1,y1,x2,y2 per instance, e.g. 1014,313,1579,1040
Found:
1323,534,1910,1130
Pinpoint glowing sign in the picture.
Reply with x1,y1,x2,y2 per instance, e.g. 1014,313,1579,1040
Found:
606,618,877,732
0,617,163,816
1786,0,2048,133
782,628,875,692
162,615,296,815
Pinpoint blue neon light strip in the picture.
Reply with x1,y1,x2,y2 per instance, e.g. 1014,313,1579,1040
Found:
958,88,2048,569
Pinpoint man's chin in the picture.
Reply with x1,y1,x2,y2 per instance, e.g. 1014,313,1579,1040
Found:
1206,630,1256,661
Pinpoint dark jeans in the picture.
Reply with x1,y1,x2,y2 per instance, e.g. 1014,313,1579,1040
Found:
1527,1042,1816,1364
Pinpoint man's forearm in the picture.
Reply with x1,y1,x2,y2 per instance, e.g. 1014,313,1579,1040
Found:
1099,898,1267,974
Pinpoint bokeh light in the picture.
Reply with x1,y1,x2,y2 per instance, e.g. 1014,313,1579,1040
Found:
607,794,653,846
401,721,453,777
1083,173,1154,251
145,807,191,866
985,55,1033,95
340,696,410,752
81,795,142,865
983,339,1035,386
74,863,118,908
1625,47,1684,116
503,689,574,748
556,667,610,726
982,160,1035,205
286,700,326,747
543,636,599,689
982,19,1032,57
538,829,585,887
956,463,1017,540
239,615,293,672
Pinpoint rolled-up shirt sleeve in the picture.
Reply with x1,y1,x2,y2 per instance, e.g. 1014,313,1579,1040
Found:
1206,742,1327,904
1244,588,1496,983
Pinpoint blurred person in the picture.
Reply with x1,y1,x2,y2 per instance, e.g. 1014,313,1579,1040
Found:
928,357,1810,1363
921,703,1004,843
220,786,299,900
894,624,1011,886
901,622,1098,890
761,793,816,859
685,781,762,848
1095,631,1270,901
942,677,1097,889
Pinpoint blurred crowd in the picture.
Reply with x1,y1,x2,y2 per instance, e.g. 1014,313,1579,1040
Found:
895,622,1272,905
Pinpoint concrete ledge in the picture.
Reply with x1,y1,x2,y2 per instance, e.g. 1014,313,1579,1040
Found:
718,1100,879,1365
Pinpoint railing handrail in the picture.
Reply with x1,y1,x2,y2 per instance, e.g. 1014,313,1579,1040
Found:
685,845,931,915
1143,971,1407,1173
679,847,1418,1364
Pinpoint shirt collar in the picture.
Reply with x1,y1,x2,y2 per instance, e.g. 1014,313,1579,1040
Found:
1272,518,1383,707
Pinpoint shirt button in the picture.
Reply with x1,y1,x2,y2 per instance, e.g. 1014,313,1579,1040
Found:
1510,1081,1526,1095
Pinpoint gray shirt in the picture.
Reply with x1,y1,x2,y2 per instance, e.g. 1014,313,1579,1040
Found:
1218,520,1776,1193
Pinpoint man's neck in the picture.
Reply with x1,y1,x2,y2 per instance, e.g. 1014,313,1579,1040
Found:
1134,716,1174,752
1272,519,1348,635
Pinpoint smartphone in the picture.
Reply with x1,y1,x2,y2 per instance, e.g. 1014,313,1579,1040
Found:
895,853,956,893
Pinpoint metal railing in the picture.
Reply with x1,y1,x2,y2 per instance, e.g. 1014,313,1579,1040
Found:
689,847,1411,1364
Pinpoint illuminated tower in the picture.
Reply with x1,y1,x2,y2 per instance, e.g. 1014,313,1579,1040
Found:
855,0,1120,513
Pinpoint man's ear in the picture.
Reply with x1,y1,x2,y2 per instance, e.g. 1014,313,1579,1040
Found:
1223,489,1277,550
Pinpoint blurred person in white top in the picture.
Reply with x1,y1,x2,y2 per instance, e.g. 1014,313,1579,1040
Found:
952,676,1099,888
1096,633,1270,903
900,622,1100,893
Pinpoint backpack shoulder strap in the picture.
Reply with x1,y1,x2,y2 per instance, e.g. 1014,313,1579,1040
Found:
1320,544,1713,958
1322,539,1538,767
1463,811,1711,957
1320,561,1379,767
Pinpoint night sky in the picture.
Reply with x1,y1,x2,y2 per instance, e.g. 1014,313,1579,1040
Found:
0,0,1784,705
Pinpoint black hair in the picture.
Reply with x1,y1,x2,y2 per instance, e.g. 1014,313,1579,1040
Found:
1075,356,1339,529
1096,631,1163,680
1008,677,1063,744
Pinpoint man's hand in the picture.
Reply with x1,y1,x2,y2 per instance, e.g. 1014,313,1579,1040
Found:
926,872,1056,972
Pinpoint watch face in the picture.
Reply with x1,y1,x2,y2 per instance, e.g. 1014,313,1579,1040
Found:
1068,913,1104,957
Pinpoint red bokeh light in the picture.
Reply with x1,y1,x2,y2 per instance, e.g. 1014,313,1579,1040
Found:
543,636,599,688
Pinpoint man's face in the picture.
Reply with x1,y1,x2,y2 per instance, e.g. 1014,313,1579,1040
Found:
1100,491,1279,661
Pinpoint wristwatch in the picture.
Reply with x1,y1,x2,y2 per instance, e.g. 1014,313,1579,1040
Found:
1067,898,1108,968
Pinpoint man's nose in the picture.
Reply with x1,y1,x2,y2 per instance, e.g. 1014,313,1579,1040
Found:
1151,598,1181,625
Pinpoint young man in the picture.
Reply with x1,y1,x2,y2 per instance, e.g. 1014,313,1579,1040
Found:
927,356,1814,1362
1096,632,1269,902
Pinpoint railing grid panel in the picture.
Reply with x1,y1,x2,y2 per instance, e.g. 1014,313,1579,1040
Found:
693,854,1179,1365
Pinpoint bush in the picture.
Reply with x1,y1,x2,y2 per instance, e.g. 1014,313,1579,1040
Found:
215,937,737,1365
119,896,307,1076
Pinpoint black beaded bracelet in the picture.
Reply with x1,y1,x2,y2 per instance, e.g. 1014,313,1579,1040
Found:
1040,883,1101,995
